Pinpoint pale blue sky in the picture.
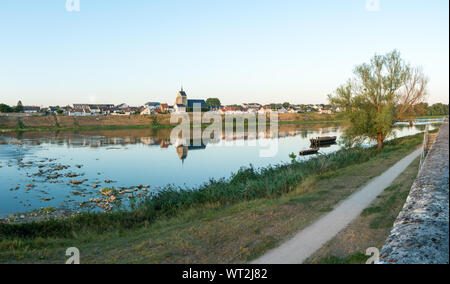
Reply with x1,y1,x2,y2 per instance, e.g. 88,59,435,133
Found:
0,0,448,106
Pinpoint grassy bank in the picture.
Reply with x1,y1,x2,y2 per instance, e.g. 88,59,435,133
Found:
0,133,425,263
0,124,175,132
0,119,342,132
416,115,447,119
306,156,421,264
0,113,338,132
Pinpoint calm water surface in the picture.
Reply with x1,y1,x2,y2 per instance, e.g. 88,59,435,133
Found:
0,119,443,217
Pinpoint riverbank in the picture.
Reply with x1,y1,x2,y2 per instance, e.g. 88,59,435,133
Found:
252,148,422,264
417,115,447,119
305,123,448,264
0,113,337,131
0,132,426,263
306,156,421,264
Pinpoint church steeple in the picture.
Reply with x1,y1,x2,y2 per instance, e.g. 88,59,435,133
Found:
176,86,188,106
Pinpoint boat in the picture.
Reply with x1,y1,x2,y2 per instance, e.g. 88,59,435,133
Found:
310,136,337,147
299,148,319,156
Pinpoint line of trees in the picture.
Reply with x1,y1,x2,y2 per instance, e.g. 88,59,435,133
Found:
396,102,449,118
423,103,449,116
0,101,23,113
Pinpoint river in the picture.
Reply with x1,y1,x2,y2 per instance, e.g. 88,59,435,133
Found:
0,119,444,217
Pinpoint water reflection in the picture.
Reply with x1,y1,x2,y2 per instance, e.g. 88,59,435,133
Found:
0,123,341,162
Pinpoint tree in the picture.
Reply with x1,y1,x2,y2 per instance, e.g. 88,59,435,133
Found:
328,50,428,150
426,103,449,116
0,103,13,113
206,98,221,107
282,102,291,108
15,100,24,112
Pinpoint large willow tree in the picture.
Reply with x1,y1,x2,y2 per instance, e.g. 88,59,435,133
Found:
329,50,428,149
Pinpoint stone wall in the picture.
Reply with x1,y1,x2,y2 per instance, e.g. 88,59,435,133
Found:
379,119,449,264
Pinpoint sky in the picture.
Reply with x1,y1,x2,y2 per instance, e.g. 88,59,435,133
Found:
0,0,448,107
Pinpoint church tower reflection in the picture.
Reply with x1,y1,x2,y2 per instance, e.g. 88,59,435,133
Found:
176,145,188,163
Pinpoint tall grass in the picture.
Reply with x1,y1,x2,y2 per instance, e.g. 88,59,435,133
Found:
0,133,424,239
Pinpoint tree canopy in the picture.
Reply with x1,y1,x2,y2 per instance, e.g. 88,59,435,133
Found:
206,98,221,107
0,102,25,113
15,100,24,112
328,50,428,149
0,104,13,113
426,103,449,116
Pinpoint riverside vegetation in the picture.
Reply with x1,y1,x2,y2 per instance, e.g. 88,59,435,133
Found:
0,113,337,131
0,131,429,263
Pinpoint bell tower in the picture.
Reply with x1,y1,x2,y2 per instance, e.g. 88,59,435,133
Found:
176,87,188,106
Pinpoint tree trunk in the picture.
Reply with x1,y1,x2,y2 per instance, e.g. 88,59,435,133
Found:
377,133,384,150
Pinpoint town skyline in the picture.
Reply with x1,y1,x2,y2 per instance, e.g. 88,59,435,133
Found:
0,1,448,106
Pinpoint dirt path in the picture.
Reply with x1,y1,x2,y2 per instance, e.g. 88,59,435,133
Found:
251,148,422,264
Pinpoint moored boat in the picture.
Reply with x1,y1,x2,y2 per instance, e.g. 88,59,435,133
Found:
310,136,337,146
299,148,319,156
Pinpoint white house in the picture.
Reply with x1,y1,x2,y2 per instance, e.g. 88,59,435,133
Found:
141,107,154,115
319,108,333,114
69,109,91,116
174,104,186,113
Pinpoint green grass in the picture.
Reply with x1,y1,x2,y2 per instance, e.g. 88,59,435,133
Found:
307,154,423,264
0,118,342,132
0,124,177,132
312,252,369,264
416,115,447,119
367,187,410,229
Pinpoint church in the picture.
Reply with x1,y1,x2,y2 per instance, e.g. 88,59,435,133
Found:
174,87,208,113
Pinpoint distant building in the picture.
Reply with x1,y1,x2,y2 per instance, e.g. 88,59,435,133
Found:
173,87,208,112
258,107,271,114
116,103,129,109
69,108,90,116
73,104,114,109
141,107,154,115
144,102,161,110
241,103,262,109
175,88,188,106
46,106,58,113
319,108,333,114
23,106,41,113
72,104,114,115
174,104,186,113
187,99,208,109
159,103,170,113
220,106,241,114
